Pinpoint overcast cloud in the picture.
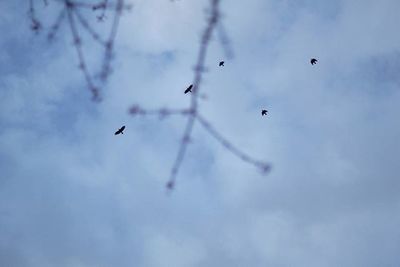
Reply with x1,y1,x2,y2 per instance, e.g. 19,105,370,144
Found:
1,0,400,266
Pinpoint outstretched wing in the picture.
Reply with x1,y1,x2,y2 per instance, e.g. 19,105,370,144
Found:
184,86,192,94
115,126,125,135
185,84,192,94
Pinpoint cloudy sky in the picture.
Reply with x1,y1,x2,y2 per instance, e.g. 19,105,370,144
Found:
1,0,400,266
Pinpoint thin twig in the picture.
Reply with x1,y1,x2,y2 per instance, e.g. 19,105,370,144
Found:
130,0,269,191
165,0,221,190
30,0,130,100
196,114,271,173
47,8,66,40
98,0,124,82
217,22,234,59
66,2,100,100
129,106,193,119
29,0,42,32
73,8,107,45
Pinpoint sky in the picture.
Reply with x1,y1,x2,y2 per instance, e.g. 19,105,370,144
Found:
1,0,400,266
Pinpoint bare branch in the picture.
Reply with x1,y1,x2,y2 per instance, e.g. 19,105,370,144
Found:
196,114,271,174
30,0,269,191
129,105,193,119
29,0,131,100
56,0,132,11
217,22,234,59
66,2,100,100
130,0,269,191
164,0,221,190
29,0,42,33
47,8,66,40
73,8,107,45
98,0,124,83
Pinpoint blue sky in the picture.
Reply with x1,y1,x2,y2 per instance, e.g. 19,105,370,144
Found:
1,0,400,266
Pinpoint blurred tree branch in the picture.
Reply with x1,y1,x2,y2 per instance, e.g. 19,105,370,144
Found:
129,0,270,191
28,0,132,100
29,0,270,191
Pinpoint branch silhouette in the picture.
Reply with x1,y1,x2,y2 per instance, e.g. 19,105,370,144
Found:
28,0,132,100
29,0,270,190
129,0,271,191
29,0,42,32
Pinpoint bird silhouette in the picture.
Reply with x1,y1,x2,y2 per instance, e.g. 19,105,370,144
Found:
115,125,125,135
184,84,193,94
261,110,268,116
219,61,224,66
310,58,318,65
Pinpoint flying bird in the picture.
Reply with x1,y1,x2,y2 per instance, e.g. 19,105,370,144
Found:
114,125,125,135
219,61,224,66
310,58,318,65
261,109,268,116
184,84,193,94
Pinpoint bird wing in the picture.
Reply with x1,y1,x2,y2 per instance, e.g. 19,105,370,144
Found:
185,85,193,93
120,126,125,131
